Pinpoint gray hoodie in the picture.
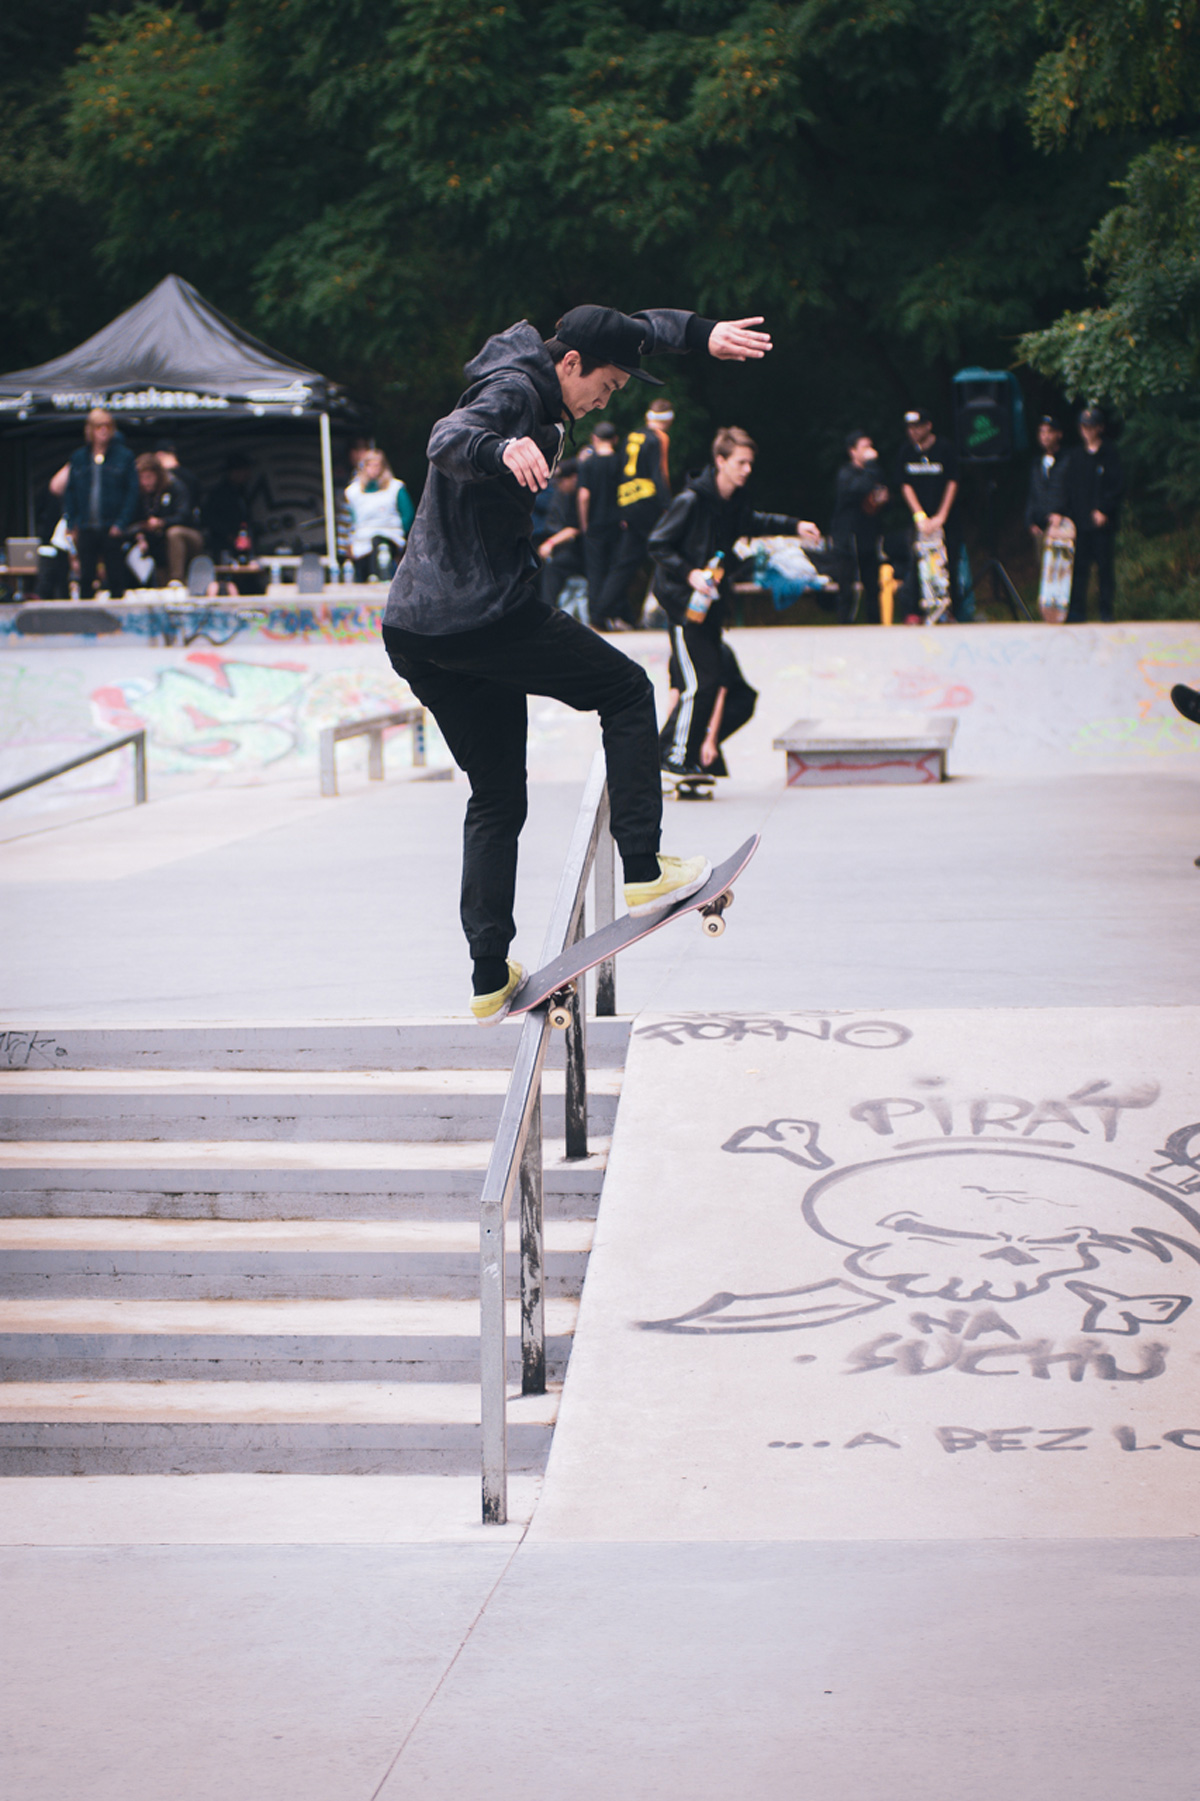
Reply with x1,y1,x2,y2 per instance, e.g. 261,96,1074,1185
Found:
384,310,711,637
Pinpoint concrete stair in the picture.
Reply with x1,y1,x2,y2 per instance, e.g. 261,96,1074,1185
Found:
0,1020,627,1475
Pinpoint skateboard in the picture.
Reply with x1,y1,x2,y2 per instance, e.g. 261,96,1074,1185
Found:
663,770,717,802
1038,518,1075,624
507,835,760,1027
916,526,951,625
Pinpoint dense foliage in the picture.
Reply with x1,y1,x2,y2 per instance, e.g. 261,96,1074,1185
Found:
3,0,1194,564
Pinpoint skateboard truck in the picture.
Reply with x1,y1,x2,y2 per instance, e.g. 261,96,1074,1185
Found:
545,983,576,1030
700,889,734,937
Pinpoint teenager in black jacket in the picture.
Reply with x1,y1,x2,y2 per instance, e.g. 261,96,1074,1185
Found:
649,426,816,775
381,304,775,1020
1060,407,1125,622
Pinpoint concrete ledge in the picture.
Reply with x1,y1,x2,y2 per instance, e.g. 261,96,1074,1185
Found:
773,713,958,785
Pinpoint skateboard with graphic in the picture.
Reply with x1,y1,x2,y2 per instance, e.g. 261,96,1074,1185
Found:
916,525,951,625
507,835,760,1027
1038,518,1075,624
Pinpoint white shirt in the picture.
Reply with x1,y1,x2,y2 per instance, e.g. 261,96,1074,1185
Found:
345,477,408,557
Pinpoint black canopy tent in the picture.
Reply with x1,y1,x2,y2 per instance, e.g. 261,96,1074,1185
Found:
0,275,361,563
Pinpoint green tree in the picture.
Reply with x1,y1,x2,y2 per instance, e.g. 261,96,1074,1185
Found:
1019,0,1200,408
57,0,1124,509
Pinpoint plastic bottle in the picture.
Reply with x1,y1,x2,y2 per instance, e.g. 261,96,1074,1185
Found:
234,527,252,566
685,552,724,623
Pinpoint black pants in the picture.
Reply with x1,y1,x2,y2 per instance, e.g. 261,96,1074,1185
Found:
829,530,881,624
660,622,757,775
1068,525,1116,622
383,606,661,958
583,525,620,622
75,526,128,599
594,519,653,625
36,548,72,600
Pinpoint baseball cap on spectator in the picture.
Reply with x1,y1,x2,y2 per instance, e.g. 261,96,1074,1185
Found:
1078,406,1106,428
904,408,930,426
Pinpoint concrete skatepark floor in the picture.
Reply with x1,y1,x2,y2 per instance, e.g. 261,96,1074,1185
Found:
2,623,1199,1798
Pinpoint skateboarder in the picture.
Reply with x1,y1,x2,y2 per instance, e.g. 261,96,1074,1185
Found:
381,304,774,1022
649,426,816,775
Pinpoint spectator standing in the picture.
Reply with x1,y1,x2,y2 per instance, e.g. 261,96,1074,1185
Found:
896,408,963,620
1025,415,1066,543
650,426,816,775
830,430,889,623
577,422,622,625
1060,407,1124,623
345,449,415,582
34,464,73,599
593,394,675,628
62,408,138,599
537,457,586,610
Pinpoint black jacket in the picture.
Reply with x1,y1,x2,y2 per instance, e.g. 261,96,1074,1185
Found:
648,465,797,627
1059,441,1125,529
1025,451,1065,531
831,459,885,542
384,311,712,637
63,439,138,533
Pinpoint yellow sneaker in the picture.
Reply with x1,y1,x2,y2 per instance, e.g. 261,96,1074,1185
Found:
470,960,525,1026
624,853,712,919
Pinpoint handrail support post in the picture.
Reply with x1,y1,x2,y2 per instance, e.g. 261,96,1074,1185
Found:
132,732,147,805
367,728,384,782
520,1088,545,1395
594,795,616,1016
564,911,588,1161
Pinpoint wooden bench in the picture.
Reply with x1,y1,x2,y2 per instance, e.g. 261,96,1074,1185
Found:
773,714,959,785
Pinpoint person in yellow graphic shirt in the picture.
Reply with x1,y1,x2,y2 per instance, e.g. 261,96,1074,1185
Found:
591,395,674,630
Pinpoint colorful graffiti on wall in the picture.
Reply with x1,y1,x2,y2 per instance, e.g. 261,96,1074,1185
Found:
90,652,416,777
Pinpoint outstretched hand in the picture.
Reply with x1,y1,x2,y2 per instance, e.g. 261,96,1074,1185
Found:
502,437,550,491
708,317,773,361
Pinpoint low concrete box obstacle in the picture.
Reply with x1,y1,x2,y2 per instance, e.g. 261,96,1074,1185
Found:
773,713,958,786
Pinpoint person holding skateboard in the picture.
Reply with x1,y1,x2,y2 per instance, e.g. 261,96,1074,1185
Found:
649,426,817,776
897,409,963,621
382,304,774,1023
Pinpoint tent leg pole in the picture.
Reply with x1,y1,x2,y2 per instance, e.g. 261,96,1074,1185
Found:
319,411,337,582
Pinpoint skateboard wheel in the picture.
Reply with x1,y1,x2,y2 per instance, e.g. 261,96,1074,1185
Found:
548,1005,572,1030
702,913,726,938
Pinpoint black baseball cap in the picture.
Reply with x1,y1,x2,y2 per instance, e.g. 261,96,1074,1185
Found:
1079,405,1106,428
903,408,930,426
553,306,665,386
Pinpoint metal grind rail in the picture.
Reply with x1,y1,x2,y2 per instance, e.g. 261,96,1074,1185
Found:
319,707,427,797
480,750,616,1524
0,730,147,806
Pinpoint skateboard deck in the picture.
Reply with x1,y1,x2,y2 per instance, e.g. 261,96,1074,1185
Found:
1038,518,1075,623
507,834,760,1024
663,771,718,801
916,526,951,625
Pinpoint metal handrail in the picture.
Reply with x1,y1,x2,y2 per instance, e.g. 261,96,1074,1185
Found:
319,707,425,796
480,749,617,1524
0,731,147,806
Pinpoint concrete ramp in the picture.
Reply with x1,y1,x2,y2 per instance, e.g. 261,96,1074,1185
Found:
534,1006,1200,1541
